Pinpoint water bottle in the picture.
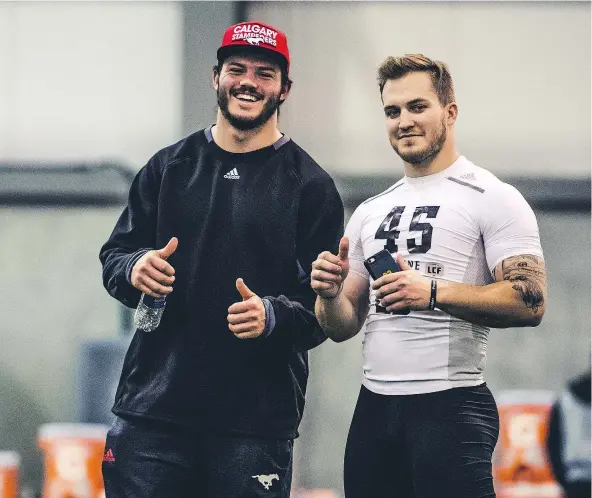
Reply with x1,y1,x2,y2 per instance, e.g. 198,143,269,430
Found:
133,293,167,332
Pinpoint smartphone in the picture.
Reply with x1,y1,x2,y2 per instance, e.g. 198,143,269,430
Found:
364,249,402,280
364,249,410,315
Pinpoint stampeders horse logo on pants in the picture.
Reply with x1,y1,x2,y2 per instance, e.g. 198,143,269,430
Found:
252,473,279,490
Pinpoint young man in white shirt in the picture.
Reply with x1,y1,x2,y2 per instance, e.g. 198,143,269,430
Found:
311,54,547,498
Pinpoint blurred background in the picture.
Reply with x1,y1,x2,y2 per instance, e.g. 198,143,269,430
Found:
0,1,590,496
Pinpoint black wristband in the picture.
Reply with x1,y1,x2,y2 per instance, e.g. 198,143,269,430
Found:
428,279,437,310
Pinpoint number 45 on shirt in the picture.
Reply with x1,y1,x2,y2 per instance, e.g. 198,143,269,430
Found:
375,206,440,254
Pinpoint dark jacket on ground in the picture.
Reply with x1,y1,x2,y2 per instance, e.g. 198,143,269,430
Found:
99,127,344,438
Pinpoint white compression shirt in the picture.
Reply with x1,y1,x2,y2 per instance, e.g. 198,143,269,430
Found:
346,156,544,395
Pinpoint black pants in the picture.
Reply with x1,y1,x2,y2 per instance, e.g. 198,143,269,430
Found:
102,415,293,498
344,384,499,498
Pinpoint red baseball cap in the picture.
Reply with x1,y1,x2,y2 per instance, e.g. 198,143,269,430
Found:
217,21,290,73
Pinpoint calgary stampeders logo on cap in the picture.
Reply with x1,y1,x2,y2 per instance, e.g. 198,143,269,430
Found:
231,23,278,48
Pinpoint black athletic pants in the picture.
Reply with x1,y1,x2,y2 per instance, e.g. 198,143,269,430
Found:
344,383,499,498
102,415,293,498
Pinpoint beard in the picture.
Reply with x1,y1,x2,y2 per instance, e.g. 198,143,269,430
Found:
217,87,281,131
392,117,447,165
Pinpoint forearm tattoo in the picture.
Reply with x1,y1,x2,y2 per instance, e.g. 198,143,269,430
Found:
494,255,546,314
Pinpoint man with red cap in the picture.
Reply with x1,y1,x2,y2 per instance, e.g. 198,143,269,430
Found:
99,21,343,498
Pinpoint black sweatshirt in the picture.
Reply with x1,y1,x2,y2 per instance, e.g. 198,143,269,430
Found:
99,127,344,438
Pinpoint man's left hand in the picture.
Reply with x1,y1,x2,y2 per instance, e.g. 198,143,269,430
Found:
228,278,267,339
372,254,432,312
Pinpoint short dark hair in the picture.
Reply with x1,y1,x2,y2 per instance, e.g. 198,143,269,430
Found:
377,54,455,106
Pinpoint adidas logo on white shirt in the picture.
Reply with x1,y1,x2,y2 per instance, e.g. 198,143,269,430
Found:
224,168,240,180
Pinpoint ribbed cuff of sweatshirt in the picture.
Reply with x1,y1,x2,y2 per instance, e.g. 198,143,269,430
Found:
262,298,276,338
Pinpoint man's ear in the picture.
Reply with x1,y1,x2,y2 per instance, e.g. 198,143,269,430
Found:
446,102,458,125
279,80,292,104
212,67,220,91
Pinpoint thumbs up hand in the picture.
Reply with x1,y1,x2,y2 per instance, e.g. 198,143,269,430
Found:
131,237,178,297
236,278,256,300
311,236,350,299
156,237,178,260
227,278,267,339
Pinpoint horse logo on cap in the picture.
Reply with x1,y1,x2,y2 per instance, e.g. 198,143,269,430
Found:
246,35,265,46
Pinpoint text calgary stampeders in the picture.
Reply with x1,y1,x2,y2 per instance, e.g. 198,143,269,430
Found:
231,23,279,46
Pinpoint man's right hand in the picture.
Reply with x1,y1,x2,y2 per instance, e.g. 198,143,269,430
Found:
130,237,178,297
311,236,349,299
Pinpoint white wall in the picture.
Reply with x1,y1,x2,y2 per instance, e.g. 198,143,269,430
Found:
250,1,591,178
0,2,183,167
0,3,184,490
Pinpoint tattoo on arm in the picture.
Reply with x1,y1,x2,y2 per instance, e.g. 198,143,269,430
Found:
495,255,546,314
